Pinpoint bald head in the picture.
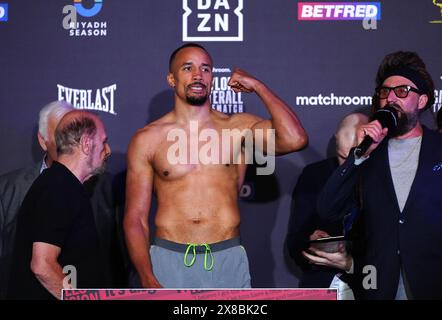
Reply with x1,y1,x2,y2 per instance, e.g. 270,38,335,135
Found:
55,111,102,156
55,111,111,182
335,113,369,164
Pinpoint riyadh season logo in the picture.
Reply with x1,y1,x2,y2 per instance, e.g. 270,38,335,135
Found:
62,0,107,37
57,84,117,115
298,2,381,30
73,0,103,17
211,67,245,114
430,0,442,23
0,3,8,22
183,0,244,41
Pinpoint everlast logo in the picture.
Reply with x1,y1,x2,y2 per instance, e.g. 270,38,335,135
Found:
57,84,117,115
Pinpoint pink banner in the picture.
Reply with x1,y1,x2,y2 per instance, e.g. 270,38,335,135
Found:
62,289,336,300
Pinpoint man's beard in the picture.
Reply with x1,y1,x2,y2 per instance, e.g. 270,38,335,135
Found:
186,95,208,106
87,144,107,177
90,163,106,176
185,83,209,106
388,104,419,138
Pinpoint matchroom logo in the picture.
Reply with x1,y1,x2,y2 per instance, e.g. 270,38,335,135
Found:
0,3,8,22
296,93,372,106
298,2,381,20
182,0,244,41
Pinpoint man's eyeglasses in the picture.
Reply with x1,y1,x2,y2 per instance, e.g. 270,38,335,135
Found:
376,85,421,99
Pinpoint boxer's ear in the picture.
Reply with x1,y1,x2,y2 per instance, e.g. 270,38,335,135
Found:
167,73,176,88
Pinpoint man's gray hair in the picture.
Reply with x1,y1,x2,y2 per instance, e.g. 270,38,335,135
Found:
55,115,97,156
38,100,74,141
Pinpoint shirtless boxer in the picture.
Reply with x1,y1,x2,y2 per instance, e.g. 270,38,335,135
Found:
124,43,308,288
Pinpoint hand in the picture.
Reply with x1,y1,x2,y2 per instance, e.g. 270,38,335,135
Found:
356,120,389,157
228,68,260,93
141,275,163,288
309,229,330,241
302,245,353,272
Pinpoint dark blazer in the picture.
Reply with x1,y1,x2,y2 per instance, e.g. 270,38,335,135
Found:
286,157,344,288
0,163,40,298
318,126,442,299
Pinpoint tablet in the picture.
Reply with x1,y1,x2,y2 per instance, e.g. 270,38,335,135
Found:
306,236,347,253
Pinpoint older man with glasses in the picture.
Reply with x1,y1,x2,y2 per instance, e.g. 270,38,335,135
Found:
303,51,442,300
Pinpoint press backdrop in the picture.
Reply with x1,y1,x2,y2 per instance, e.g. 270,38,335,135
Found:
1,0,441,287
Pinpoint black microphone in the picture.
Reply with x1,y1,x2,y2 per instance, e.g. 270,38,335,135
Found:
354,105,399,158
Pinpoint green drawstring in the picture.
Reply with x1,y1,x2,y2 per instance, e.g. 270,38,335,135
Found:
183,243,214,271
184,243,197,267
202,244,214,271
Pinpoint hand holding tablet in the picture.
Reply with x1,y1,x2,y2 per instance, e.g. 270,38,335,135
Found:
307,235,347,253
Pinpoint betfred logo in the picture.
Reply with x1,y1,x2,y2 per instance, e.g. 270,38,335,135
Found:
298,2,381,20
0,3,8,22
183,0,244,42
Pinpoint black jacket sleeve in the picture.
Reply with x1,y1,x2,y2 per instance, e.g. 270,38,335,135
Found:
317,150,363,225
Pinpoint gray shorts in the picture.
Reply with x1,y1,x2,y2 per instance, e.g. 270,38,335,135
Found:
150,237,251,288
